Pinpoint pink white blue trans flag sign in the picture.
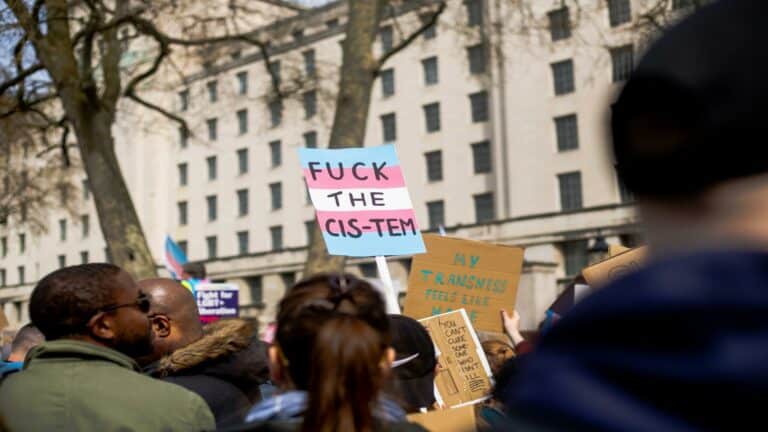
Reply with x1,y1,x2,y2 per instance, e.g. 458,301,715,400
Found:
299,144,426,257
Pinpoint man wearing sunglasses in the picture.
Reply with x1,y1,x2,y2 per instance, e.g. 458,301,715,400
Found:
0,264,215,432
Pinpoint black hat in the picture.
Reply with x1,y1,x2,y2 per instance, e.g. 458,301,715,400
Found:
388,314,437,411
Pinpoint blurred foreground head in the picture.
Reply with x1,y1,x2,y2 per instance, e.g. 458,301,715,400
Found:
612,0,768,254
7,324,44,362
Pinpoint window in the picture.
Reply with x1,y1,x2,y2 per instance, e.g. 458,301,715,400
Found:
82,179,90,200
467,44,487,74
237,109,248,135
548,7,571,41
179,89,189,111
380,25,393,53
555,114,579,151
420,13,437,39
17,266,25,284
0,269,5,286
360,262,377,278
469,91,489,122
465,0,483,27
270,226,283,251
59,219,67,241
551,59,575,95
206,236,217,259
59,184,69,206
292,29,304,41
303,90,317,119
381,68,395,97
207,156,217,181
178,163,188,186
608,0,631,27
270,140,282,167
207,81,218,103
281,272,296,290
326,18,339,28
426,200,445,229
563,240,588,276
0,237,5,257
81,214,90,238
207,195,217,221
58,254,66,268
423,103,441,133
303,50,316,78
305,220,315,245
177,241,188,257
474,193,495,223
558,171,583,211
80,251,89,264
611,45,634,82
270,182,282,210
303,131,317,148
425,151,443,182
18,233,25,253
104,247,113,263
422,57,438,85
269,99,283,127
246,276,263,305
381,113,397,142
472,141,492,173
207,118,218,140
672,0,693,9
237,148,249,174
237,231,249,254
179,126,189,148
237,71,248,95
237,189,249,216
269,61,281,86
178,201,188,225
618,174,635,203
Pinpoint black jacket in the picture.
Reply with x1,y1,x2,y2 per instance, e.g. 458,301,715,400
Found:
147,319,270,428
223,418,428,432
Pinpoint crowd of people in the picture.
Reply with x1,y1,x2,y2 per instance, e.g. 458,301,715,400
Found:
1,1,766,430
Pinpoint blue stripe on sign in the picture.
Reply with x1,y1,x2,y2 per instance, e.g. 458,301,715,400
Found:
299,144,401,169
322,231,426,257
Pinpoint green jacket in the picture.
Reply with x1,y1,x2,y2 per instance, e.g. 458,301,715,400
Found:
0,340,215,432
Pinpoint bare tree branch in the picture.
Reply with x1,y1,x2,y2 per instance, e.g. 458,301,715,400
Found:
0,64,43,96
375,1,446,72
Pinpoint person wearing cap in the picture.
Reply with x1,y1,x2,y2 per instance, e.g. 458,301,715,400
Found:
386,315,438,413
498,1,768,430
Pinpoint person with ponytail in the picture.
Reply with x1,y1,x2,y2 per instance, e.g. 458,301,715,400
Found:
239,274,426,432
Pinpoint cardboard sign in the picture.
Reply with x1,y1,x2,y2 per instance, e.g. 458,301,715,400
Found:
298,145,425,257
582,246,647,287
419,309,494,408
407,404,477,432
196,283,239,323
404,234,524,332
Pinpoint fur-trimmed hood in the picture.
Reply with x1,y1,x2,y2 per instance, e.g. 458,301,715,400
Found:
150,318,269,399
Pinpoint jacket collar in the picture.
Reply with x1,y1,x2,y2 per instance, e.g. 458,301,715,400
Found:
26,340,140,372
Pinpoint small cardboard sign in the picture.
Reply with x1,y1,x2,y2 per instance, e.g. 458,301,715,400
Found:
406,404,477,432
582,246,647,287
404,234,524,332
419,309,494,409
195,283,239,323
298,144,425,257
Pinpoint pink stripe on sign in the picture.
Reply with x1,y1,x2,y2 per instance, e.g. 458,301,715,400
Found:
316,209,420,234
303,166,405,189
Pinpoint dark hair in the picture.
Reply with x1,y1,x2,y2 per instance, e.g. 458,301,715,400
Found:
276,274,390,432
10,323,44,355
30,264,123,340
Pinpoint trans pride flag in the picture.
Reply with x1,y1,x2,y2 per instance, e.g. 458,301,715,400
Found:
299,144,425,257
164,235,188,280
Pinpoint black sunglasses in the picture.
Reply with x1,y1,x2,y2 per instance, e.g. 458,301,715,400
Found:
101,293,151,314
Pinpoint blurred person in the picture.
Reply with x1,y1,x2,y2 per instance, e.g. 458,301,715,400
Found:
386,314,437,413
139,278,269,428
240,274,426,432
0,324,44,380
499,1,768,430
0,264,214,431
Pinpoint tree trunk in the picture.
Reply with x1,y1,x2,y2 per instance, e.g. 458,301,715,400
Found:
303,0,385,277
73,109,157,279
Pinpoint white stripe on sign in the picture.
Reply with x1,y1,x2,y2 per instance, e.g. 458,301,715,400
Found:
309,187,414,211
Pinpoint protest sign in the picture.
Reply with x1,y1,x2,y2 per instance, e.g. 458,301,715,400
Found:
196,283,239,323
406,404,477,432
420,309,494,408
298,144,425,257
404,234,524,332
582,246,647,287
